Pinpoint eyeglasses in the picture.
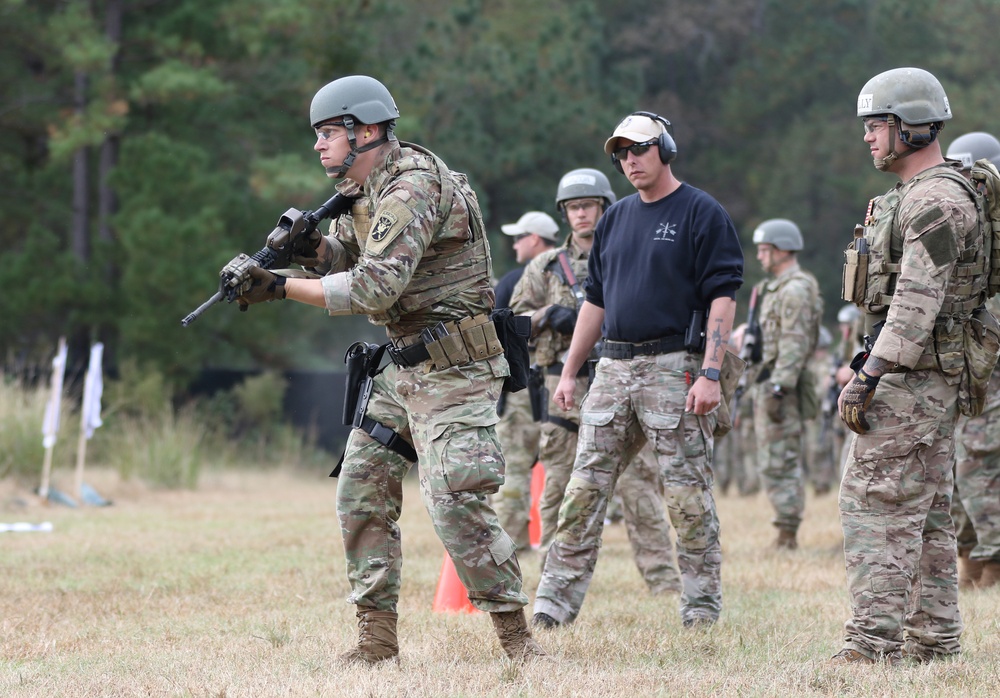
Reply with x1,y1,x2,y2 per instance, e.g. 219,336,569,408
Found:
513,233,533,242
613,139,658,161
564,200,601,214
862,117,889,134
315,121,346,141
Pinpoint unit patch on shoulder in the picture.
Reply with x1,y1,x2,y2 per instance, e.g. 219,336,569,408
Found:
366,197,414,256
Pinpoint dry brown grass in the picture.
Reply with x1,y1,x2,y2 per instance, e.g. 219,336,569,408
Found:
2,469,999,697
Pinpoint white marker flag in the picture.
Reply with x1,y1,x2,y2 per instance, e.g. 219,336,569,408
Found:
42,338,68,449
80,342,104,440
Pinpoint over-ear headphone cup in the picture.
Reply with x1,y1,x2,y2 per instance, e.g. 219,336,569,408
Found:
658,132,677,164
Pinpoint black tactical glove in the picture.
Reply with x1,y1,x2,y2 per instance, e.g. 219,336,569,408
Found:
840,370,879,435
236,267,286,310
545,305,578,335
765,385,785,423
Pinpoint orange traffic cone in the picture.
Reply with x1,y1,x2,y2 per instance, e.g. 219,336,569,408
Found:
432,553,479,613
529,461,545,549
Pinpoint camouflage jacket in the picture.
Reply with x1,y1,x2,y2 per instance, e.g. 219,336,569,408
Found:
317,141,494,339
510,238,588,367
759,263,823,390
863,165,983,368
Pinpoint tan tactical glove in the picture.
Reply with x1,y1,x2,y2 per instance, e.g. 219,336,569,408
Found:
840,370,878,435
236,266,286,310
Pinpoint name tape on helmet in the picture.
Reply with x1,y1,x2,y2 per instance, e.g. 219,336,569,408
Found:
752,228,766,244
858,94,874,112
562,173,597,188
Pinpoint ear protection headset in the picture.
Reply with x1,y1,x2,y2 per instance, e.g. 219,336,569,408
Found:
611,111,677,173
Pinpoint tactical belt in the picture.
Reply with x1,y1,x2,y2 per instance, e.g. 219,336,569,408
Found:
387,341,430,368
545,362,591,378
387,314,503,369
601,335,686,359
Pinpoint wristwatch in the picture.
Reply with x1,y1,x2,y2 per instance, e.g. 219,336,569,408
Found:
698,367,721,382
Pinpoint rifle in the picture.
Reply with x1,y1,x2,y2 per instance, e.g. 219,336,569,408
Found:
180,193,355,327
731,284,763,417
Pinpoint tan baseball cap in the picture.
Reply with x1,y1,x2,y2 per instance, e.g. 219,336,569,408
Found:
501,211,560,242
604,114,665,154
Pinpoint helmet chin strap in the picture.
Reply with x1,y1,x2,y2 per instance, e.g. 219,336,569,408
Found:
325,115,394,178
873,115,935,172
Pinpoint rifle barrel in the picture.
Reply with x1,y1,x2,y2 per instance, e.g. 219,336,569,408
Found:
180,291,224,327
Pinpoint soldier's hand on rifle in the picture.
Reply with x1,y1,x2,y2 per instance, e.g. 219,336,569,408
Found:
236,267,286,310
220,253,259,301
839,370,878,434
545,305,578,335
288,227,329,267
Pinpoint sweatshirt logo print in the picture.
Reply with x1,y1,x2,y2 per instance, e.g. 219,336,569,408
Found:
654,221,677,242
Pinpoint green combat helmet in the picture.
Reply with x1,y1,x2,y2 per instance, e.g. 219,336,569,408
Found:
947,131,1000,170
857,67,951,170
554,168,617,212
310,75,400,177
752,218,803,251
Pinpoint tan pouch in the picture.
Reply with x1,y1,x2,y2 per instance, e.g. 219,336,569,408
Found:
842,248,868,303
713,350,747,438
425,339,450,370
436,332,472,367
459,316,503,361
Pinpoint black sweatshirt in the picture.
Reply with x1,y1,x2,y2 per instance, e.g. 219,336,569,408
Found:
585,183,744,343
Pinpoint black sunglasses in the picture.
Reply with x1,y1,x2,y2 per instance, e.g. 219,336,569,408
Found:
613,139,658,161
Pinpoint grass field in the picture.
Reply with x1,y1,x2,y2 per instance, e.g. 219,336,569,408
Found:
2,468,998,697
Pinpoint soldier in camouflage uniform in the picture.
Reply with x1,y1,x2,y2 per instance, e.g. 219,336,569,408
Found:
510,168,680,594
750,219,823,550
832,67,986,665
233,76,545,664
532,113,743,629
946,132,1000,590
492,211,559,551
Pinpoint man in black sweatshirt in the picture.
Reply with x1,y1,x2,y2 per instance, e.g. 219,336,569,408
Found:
533,112,744,629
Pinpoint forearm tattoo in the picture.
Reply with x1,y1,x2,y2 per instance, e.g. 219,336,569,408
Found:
862,355,890,378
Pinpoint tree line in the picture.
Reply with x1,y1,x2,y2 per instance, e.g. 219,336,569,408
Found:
3,0,1000,391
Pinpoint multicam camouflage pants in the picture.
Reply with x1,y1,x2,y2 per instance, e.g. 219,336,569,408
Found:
492,387,541,551
752,382,806,533
537,373,681,593
839,369,963,658
952,374,1000,563
534,352,721,626
337,354,528,614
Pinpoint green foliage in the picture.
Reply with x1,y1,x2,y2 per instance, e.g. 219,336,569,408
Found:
4,0,1000,388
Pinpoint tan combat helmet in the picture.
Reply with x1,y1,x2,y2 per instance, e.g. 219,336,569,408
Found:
554,168,617,213
857,67,951,170
310,75,400,176
752,218,803,252
946,131,1000,170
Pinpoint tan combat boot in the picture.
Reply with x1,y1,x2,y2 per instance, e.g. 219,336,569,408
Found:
977,561,1000,589
339,609,399,665
958,548,984,590
775,529,798,550
490,609,549,661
